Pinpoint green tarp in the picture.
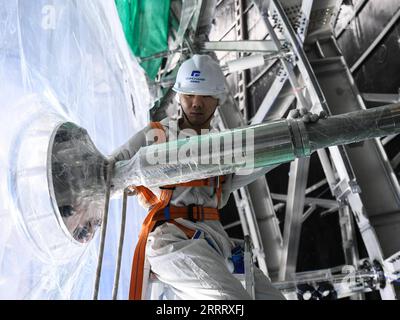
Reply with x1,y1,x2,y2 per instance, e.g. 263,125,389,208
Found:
115,0,170,80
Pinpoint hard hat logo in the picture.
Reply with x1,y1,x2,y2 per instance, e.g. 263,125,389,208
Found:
186,70,205,84
191,70,201,77
172,54,226,98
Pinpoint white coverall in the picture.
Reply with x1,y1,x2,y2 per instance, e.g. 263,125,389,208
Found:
113,117,285,300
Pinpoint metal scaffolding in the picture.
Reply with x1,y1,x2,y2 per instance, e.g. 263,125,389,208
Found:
95,0,400,300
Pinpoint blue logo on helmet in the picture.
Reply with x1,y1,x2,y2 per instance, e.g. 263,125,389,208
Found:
191,70,201,77
186,70,205,83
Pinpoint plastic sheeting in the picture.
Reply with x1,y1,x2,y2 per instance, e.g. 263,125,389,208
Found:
115,0,171,80
0,0,150,299
112,103,400,192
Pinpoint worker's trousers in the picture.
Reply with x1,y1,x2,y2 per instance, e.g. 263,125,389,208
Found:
146,218,286,300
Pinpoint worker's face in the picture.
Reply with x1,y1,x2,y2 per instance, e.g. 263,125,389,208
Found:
179,94,218,127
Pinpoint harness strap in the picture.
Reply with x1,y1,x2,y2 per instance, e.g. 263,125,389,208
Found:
128,202,220,300
129,122,170,300
155,205,219,222
134,185,159,206
129,188,173,300
128,121,225,300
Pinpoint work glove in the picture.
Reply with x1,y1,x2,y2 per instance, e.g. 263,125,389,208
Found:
287,107,328,123
108,128,148,163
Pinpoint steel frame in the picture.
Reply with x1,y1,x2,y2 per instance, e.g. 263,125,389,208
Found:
350,6,400,73
184,0,395,298
249,0,398,299
102,0,400,300
334,0,369,39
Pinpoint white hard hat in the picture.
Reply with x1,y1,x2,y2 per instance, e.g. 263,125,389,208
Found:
173,55,226,99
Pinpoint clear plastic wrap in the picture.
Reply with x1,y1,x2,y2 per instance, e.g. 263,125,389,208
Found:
307,103,400,150
112,103,400,192
112,121,293,191
0,0,150,299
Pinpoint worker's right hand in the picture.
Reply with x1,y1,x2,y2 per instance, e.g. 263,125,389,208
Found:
287,107,328,123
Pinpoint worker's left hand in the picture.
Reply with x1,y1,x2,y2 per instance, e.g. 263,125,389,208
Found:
288,107,328,123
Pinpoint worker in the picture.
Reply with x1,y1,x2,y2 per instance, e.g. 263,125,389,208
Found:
111,54,321,300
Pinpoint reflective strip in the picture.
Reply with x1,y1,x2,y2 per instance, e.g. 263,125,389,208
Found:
205,237,218,253
163,206,171,220
192,230,202,239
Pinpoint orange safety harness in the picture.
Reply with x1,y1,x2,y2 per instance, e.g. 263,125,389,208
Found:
128,122,225,300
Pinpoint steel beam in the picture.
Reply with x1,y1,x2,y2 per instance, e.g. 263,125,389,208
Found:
266,3,397,299
201,40,282,52
335,0,369,39
362,93,400,105
338,205,362,300
235,0,249,121
391,151,400,170
260,2,397,297
250,76,289,124
350,7,400,73
257,0,329,112
215,3,254,42
381,134,399,146
271,193,339,209
246,58,278,89
301,204,316,223
223,220,242,230
263,12,311,110
279,157,310,281
250,0,314,125
305,178,328,195
234,187,269,274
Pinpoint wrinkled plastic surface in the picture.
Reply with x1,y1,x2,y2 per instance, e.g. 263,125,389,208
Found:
50,123,108,244
307,103,400,151
115,0,171,79
112,120,295,191
0,0,149,299
112,103,400,192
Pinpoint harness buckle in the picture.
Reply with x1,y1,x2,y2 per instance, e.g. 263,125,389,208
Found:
187,204,196,222
187,204,205,222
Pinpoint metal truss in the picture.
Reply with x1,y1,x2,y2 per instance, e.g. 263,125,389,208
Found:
350,6,400,73
209,0,399,299
133,0,400,300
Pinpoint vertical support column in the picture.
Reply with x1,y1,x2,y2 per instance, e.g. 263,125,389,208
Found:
234,188,269,275
317,149,361,270
214,111,269,275
279,157,310,281
258,0,397,298
339,206,361,264
254,1,313,282
339,206,364,300
234,0,248,121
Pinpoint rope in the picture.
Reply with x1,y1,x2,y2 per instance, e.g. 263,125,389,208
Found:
92,159,115,300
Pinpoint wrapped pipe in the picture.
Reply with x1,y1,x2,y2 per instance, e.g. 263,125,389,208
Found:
224,54,265,73
221,53,290,73
111,103,400,192
46,102,400,244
